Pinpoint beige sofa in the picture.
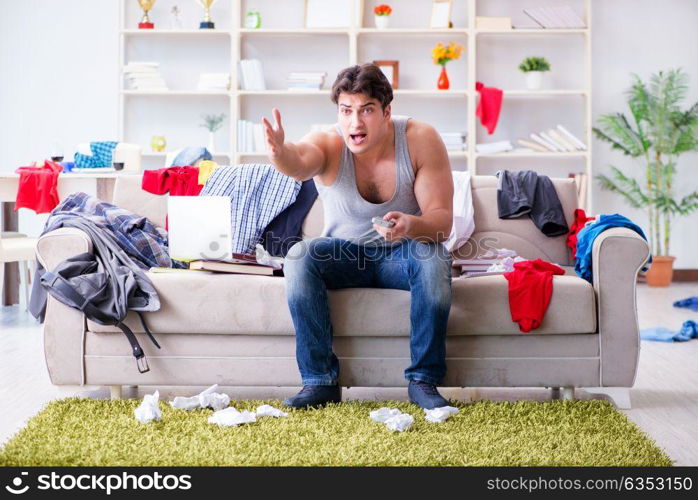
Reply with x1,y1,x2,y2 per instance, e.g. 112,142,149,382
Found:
36,173,650,408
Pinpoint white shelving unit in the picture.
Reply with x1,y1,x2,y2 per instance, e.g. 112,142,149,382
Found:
118,0,592,209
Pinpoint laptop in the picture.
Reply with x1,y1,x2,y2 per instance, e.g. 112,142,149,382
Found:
168,196,233,262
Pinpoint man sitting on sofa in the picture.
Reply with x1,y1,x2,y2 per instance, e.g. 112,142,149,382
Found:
262,63,454,410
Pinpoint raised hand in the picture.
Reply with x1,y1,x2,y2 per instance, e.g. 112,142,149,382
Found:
261,107,285,162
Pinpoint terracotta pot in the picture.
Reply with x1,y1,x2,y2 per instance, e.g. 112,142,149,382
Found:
437,65,450,90
645,255,675,287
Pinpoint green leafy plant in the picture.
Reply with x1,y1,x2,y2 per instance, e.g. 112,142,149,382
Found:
518,56,550,73
200,113,226,133
593,68,698,256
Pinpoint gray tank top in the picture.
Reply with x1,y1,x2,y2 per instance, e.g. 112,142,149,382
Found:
314,114,422,246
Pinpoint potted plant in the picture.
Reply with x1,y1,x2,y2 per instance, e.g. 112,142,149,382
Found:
593,69,698,286
374,4,392,29
200,113,225,153
518,56,551,90
431,41,464,90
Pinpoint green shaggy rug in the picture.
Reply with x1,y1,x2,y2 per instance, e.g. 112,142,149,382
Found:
0,398,672,466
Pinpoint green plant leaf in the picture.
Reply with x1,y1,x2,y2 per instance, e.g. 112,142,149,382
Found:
593,113,644,156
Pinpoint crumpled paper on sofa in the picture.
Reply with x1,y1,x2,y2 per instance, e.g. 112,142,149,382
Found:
369,407,413,432
134,390,162,424
208,407,257,427
424,406,459,423
255,244,284,269
170,384,230,411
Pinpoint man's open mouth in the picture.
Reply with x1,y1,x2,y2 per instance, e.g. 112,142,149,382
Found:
350,133,367,145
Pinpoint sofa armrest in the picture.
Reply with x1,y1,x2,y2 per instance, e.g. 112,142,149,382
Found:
36,227,93,271
592,227,651,386
36,227,92,385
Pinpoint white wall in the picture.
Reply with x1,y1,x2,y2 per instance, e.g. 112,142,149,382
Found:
592,0,698,268
1,0,697,267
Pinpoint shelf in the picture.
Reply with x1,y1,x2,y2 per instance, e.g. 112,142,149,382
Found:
447,151,468,158
502,89,588,96
121,29,231,36
357,28,468,35
239,28,349,36
121,90,230,96
476,151,588,158
236,89,469,97
142,152,232,157
476,28,588,35
238,90,331,96
393,89,469,97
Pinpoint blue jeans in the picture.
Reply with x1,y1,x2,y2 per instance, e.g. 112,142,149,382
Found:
284,237,452,386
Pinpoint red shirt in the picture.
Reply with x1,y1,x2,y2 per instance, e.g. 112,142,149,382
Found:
15,160,63,214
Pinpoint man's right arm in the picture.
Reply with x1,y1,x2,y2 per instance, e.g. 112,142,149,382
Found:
262,108,328,181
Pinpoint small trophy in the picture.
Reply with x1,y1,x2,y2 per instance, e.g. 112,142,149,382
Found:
196,0,217,29
137,0,156,29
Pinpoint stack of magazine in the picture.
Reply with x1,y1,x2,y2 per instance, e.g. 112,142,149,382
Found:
522,6,586,28
287,71,327,91
517,125,587,153
189,252,283,276
238,59,266,90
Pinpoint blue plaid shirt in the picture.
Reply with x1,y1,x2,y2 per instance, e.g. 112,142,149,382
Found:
201,164,301,254
74,141,118,169
44,192,187,269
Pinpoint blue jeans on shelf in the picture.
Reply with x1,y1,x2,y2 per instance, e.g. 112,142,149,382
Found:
283,236,453,386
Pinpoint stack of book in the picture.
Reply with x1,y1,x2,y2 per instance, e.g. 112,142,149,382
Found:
189,252,283,276
123,62,168,91
453,249,523,278
439,132,467,151
569,171,589,209
197,73,230,91
287,71,327,91
453,258,509,278
475,140,513,154
522,6,586,28
237,119,265,153
238,59,266,91
517,125,587,153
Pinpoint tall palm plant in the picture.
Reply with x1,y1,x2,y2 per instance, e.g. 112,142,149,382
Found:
593,68,698,257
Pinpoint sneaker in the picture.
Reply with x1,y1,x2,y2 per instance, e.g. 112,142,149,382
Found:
408,380,449,409
282,385,342,409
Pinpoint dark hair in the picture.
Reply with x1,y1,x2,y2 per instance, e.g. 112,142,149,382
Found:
331,63,393,110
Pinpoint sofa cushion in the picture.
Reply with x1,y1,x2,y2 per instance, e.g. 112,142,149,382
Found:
87,271,596,336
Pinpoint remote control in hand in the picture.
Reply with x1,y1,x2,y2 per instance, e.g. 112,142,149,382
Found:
372,216,395,228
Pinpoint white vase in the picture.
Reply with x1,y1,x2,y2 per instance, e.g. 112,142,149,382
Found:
207,132,216,154
374,15,390,29
525,71,544,90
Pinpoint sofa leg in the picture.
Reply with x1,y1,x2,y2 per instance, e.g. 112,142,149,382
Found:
110,386,122,400
550,387,561,400
583,387,631,410
561,386,575,401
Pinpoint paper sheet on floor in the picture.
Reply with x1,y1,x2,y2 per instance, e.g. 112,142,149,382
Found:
256,404,288,418
208,407,257,426
170,384,230,411
134,390,161,424
369,407,413,432
424,406,459,423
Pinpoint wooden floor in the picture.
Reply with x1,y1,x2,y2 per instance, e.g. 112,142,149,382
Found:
1,282,697,465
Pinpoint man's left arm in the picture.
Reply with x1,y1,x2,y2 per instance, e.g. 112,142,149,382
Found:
374,124,454,243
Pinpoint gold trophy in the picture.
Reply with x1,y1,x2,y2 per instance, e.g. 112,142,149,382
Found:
138,0,156,29
196,0,217,29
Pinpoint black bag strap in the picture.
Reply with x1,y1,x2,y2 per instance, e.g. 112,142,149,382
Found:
42,271,159,374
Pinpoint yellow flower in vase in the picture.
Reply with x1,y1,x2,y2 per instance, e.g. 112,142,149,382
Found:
431,41,464,90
